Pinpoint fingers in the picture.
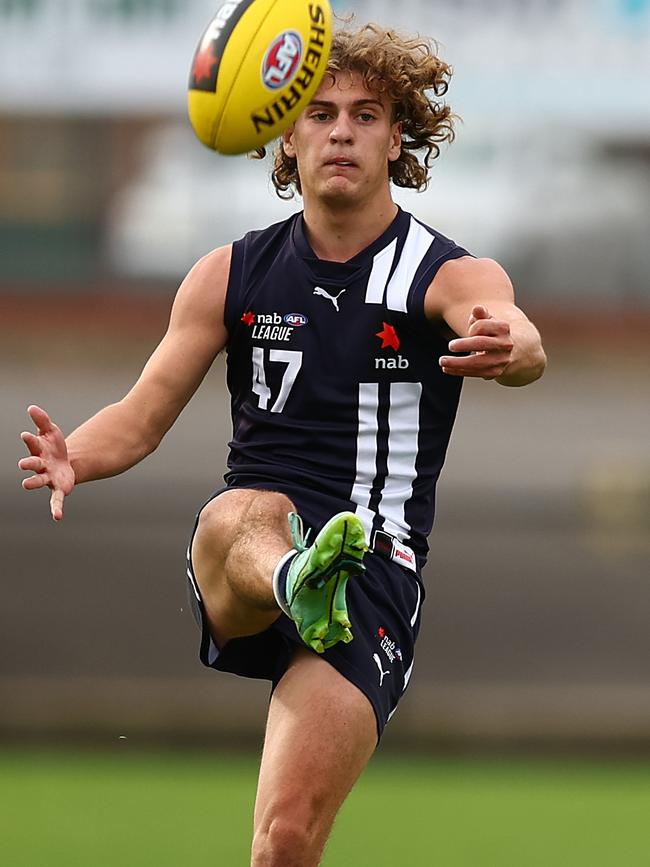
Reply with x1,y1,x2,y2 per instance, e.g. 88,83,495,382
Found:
443,316,514,379
439,352,512,380
19,446,49,490
18,455,44,472
20,405,70,520
469,305,492,326
21,404,54,456
50,490,65,522
20,467,69,521
22,473,50,491
448,335,514,355
468,318,511,338
21,431,42,456
28,405,54,435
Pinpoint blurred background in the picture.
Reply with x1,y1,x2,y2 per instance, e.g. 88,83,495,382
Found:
1,1,649,864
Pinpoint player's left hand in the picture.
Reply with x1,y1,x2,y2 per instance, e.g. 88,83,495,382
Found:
439,305,514,380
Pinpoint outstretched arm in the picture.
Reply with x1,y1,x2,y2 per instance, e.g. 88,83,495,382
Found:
425,257,546,387
19,245,231,520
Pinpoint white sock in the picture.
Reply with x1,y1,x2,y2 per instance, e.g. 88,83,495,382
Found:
272,549,297,616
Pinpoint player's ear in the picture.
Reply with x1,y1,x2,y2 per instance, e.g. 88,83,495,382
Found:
388,122,402,163
282,124,296,159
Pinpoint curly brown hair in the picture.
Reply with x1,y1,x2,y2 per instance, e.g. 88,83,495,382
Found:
256,23,457,199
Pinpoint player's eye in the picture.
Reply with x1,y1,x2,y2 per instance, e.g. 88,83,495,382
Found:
358,112,376,122
310,111,331,122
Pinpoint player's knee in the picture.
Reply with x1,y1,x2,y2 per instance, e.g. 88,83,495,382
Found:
251,814,320,867
239,489,296,532
193,489,296,585
194,490,256,560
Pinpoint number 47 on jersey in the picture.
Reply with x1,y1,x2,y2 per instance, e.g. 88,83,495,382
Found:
252,348,303,413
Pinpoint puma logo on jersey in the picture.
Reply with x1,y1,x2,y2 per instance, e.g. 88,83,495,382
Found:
373,653,391,687
313,286,346,312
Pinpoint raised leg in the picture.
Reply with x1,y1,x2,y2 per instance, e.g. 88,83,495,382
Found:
251,648,377,867
190,488,294,647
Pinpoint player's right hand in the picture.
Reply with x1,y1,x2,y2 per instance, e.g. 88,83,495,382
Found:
18,405,75,522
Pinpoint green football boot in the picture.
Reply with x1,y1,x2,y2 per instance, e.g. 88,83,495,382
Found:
279,512,368,654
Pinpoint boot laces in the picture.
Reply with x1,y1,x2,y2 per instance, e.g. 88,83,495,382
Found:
288,512,312,553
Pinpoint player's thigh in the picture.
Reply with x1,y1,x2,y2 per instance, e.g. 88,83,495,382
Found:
190,488,286,645
253,647,377,856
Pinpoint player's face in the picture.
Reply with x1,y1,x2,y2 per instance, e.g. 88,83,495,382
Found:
282,70,402,206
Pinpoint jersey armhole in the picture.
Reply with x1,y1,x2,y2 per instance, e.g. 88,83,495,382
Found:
223,238,246,336
407,246,474,321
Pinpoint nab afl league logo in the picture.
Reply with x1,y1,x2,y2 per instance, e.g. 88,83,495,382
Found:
262,31,303,90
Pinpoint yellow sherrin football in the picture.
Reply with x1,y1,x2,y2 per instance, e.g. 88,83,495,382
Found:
188,0,333,155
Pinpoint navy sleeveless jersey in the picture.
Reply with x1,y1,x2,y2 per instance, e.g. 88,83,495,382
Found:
223,207,471,558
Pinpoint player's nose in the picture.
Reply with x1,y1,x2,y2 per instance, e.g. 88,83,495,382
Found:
329,112,354,143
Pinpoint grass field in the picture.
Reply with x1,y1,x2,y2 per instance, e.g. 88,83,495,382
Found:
1,750,649,866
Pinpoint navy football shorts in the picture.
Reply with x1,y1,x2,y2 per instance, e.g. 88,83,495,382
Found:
185,485,426,740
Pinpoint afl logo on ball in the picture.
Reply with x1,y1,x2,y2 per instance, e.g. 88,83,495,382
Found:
262,31,303,90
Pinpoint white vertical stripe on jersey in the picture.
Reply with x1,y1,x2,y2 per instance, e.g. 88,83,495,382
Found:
379,382,423,540
350,383,380,544
365,237,398,305
385,218,435,312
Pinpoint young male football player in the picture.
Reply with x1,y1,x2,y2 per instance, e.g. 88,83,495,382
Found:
20,24,546,867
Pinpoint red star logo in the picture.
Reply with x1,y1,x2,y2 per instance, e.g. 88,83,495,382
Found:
378,627,386,638
376,322,400,352
192,46,217,83
241,311,256,326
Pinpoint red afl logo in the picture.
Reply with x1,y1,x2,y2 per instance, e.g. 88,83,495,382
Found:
262,31,303,91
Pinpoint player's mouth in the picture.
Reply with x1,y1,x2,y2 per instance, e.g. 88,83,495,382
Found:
324,157,358,169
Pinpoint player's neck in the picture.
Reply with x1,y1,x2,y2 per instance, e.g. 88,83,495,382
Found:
302,196,399,263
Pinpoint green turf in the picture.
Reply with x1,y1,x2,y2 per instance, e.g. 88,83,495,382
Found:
0,751,649,866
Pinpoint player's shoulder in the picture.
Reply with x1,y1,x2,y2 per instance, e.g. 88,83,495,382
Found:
434,255,512,291
189,211,297,277
409,213,458,247
234,212,299,254
424,256,514,321
191,244,233,280
228,213,300,288
172,245,233,322
403,210,473,277
232,214,298,279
